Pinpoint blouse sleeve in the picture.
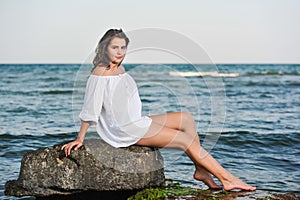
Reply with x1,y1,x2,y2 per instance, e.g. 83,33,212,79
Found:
79,76,105,126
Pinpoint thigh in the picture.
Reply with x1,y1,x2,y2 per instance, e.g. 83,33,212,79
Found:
136,121,195,150
149,112,186,131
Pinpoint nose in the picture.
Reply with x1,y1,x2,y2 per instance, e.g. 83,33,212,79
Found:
117,47,126,55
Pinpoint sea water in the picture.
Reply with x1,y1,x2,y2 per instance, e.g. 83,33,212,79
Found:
0,64,299,199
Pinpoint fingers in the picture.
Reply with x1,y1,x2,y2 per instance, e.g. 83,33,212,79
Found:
74,143,83,151
66,144,72,157
61,141,83,157
61,144,67,150
67,142,77,156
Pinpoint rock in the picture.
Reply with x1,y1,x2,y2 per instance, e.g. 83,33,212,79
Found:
5,139,165,198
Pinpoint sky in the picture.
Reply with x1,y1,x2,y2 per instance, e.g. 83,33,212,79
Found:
0,0,299,64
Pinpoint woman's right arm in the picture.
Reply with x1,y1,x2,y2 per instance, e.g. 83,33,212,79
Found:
62,120,90,157
62,75,104,156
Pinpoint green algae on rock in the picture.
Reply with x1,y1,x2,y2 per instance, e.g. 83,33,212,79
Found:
128,180,300,200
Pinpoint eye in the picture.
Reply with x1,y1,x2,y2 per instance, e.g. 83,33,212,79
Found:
121,46,127,50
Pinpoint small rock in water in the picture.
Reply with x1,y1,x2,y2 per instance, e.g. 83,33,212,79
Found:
5,139,165,198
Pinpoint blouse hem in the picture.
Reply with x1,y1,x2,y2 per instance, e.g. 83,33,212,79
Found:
95,119,152,148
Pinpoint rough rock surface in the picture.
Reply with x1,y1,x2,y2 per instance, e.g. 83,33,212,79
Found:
5,139,165,197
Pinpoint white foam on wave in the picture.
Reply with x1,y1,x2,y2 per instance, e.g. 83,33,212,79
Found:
169,71,240,77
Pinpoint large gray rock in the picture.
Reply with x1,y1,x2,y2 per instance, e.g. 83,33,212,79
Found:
5,139,165,198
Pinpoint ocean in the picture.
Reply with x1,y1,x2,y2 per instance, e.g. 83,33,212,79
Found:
0,64,299,199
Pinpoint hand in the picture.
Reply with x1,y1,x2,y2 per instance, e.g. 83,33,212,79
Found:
61,139,83,157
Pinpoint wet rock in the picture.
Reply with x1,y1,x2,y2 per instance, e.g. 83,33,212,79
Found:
5,139,165,197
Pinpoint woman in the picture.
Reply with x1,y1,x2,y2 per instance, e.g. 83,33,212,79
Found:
62,29,256,191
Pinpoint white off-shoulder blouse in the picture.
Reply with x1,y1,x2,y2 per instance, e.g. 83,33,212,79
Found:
79,73,152,148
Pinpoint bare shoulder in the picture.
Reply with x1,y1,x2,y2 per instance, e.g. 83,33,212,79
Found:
92,65,106,76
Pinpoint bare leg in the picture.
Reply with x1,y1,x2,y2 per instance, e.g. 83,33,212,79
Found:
136,112,256,191
194,165,222,189
150,112,221,189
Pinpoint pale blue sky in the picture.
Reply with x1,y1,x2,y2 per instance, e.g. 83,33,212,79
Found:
0,0,299,64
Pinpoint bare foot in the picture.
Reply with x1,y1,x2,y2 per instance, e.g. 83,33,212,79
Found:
222,175,256,191
194,168,222,189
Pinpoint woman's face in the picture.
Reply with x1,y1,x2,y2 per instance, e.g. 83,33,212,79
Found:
107,37,127,64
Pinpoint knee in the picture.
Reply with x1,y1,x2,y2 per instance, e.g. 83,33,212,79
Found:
180,112,196,131
181,112,194,124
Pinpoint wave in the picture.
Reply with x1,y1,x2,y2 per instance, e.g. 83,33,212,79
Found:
42,90,73,95
169,71,240,77
169,71,300,78
1,90,73,96
245,71,300,76
213,131,300,147
0,132,75,140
